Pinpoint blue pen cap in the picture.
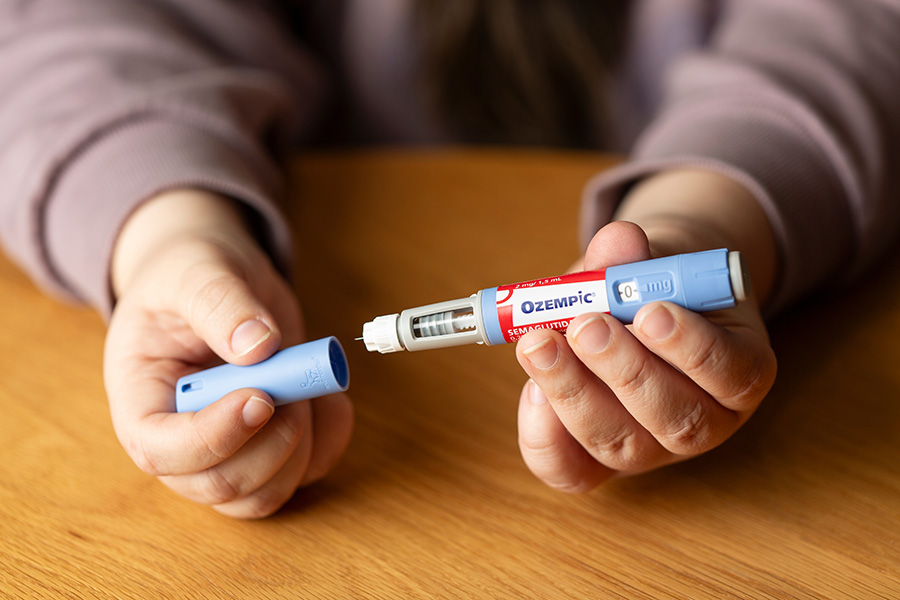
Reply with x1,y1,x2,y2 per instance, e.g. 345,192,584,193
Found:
175,336,350,413
605,249,743,323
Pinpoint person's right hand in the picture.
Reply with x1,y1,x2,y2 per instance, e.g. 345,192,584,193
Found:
103,190,353,519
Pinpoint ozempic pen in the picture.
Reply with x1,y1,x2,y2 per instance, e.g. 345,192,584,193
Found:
360,249,748,353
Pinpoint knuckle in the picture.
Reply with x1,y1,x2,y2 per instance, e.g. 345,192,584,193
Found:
728,346,778,410
658,403,711,455
609,353,653,399
192,421,231,463
683,333,723,377
518,429,557,457
221,487,294,519
518,436,600,494
128,438,165,477
521,452,599,494
185,271,243,326
198,468,241,505
547,373,595,409
543,476,597,495
519,427,570,467
272,410,306,448
585,427,646,472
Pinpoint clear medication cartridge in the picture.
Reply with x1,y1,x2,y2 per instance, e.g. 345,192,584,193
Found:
361,249,747,353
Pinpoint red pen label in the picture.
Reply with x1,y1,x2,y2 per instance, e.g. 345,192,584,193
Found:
496,270,610,342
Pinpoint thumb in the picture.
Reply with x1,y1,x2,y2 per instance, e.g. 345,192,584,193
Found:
584,221,651,271
179,265,282,366
122,387,277,476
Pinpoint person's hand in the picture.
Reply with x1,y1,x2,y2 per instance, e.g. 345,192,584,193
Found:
104,190,353,518
514,220,776,490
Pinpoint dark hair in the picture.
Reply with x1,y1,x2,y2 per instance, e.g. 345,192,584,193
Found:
416,0,630,148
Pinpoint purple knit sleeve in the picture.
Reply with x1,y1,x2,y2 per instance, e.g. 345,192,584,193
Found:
581,0,900,313
0,0,325,315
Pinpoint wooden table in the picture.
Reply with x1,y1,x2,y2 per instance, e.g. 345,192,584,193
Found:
2,150,899,599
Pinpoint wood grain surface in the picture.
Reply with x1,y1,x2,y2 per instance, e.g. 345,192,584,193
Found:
1,149,898,599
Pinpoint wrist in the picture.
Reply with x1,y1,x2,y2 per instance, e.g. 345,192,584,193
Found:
614,168,778,306
111,189,260,299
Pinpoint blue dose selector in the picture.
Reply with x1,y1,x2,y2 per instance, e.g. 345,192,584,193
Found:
605,249,747,323
175,336,350,413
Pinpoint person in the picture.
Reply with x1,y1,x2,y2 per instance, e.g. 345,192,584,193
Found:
1,1,898,519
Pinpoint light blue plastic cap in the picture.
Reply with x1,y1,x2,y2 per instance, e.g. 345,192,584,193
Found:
175,337,350,413
605,249,737,323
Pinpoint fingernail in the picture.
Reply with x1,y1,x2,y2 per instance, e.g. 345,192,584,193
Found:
231,319,273,357
522,337,559,370
242,396,274,428
526,379,548,406
570,316,611,353
637,304,676,341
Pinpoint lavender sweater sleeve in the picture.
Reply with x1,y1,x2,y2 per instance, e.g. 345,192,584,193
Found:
0,0,323,315
4,1,899,317
581,0,900,313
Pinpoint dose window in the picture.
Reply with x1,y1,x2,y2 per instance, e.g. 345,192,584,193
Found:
617,281,640,303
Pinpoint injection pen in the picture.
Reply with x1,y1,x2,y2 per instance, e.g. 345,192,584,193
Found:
360,249,747,353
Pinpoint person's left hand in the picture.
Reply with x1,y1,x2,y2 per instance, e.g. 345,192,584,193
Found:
514,221,777,491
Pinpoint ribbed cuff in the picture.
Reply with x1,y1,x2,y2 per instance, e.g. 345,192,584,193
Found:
44,119,293,317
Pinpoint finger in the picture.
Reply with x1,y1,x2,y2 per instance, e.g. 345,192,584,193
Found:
159,399,313,505
517,379,614,492
584,221,651,270
632,302,777,414
567,310,741,456
112,380,276,476
516,328,669,472
300,393,355,486
213,412,317,519
176,263,282,366
213,393,354,518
